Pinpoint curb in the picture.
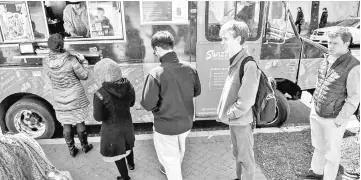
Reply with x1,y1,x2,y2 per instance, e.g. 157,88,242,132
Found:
37,120,359,145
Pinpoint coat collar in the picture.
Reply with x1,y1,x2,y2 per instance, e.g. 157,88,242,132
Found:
160,51,179,64
229,48,249,68
325,50,352,67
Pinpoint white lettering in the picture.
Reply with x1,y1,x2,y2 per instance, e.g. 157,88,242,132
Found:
206,50,230,60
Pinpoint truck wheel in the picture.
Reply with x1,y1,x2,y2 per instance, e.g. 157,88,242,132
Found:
257,90,290,128
5,98,55,139
0,104,5,133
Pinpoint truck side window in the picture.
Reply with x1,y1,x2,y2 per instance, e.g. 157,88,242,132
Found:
206,1,261,41
44,1,125,40
28,1,48,40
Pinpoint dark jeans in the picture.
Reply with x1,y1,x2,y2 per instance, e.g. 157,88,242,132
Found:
297,24,302,34
115,150,134,180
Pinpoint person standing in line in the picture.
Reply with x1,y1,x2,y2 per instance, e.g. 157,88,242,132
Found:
43,33,93,157
216,20,260,180
297,27,360,180
295,7,304,34
140,31,201,180
63,1,89,37
93,58,136,180
319,8,328,28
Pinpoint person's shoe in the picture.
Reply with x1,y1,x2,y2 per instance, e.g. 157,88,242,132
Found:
64,132,78,157
77,131,93,153
159,165,166,175
128,164,135,171
117,176,130,180
296,170,323,179
69,147,79,157
81,144,93,153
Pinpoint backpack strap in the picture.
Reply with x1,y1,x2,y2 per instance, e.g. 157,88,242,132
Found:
239,56,255,84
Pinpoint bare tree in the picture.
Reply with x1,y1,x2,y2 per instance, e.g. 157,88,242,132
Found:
308,1,320,35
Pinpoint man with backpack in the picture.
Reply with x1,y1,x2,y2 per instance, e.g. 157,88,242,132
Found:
216,20,261,180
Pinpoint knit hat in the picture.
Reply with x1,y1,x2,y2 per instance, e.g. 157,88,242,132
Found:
94,58,122,85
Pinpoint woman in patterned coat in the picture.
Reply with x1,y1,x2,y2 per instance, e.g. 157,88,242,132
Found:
0,132,73,180
43,33,93,157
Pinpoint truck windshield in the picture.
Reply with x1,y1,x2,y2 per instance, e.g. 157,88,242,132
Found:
206,1,262,41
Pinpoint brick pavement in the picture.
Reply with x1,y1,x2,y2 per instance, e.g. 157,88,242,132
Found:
40,135,267,180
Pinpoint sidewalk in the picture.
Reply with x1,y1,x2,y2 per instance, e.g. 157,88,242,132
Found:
40,134,268,180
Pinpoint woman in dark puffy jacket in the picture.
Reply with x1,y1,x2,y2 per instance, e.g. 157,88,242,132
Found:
43,33,93,157
93,58,135,180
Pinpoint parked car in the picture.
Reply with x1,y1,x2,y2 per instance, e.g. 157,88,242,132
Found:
310,17,360,45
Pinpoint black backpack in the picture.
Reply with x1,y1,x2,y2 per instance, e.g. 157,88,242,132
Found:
239,56,277,127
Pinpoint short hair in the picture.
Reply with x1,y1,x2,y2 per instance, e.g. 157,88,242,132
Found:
298,7,302,11
322,7,327,10
219,20,249,45
151,31,174,49
97,7,104,12
328,27,353,44
48,33,64,52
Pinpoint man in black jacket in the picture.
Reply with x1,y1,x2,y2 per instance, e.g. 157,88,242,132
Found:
140,31,201,180
319,8,328,28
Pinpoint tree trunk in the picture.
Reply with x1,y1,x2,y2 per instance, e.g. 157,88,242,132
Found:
309,1,320,35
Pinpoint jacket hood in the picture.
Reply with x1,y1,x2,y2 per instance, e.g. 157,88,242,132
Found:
102,78,132,99
46,51,71,69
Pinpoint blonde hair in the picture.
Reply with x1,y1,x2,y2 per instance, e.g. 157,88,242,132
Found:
219,20,249,45
328,27,353,44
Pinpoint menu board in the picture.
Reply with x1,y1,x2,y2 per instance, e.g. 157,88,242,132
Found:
209,68,228,90
0,1,34,42
140,1,188,24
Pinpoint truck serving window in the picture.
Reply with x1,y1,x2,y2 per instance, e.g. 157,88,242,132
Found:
44,1,125,41
206,1,262,41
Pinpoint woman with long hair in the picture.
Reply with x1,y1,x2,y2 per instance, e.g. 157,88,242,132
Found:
295,7,304,34
43,33,93,157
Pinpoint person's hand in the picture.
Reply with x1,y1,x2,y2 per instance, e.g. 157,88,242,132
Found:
70,32,77,37
75,53,85,62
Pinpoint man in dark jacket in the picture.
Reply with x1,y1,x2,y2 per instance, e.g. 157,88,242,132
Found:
298,27,359,180
140,31,201,180
319,8,328,28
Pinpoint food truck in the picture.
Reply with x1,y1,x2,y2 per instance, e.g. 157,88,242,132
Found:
0,1,328,138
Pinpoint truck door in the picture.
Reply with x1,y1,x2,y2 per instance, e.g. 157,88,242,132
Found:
195,1,264,118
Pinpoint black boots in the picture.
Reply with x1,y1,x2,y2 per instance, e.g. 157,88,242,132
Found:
64,128,93,157
77,131,93,153
64,131,79,157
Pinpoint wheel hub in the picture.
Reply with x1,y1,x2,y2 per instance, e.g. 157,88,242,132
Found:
14,110,46,138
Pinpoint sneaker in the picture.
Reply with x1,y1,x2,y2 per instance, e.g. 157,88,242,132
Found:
117,176,131,180
296,170,323,179
159,165,166,175
343,171,360,179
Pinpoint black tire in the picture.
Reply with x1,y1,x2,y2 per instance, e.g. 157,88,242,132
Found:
355,104,360,122
257,90,290,128
5,98,55,139
0,104,6,133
